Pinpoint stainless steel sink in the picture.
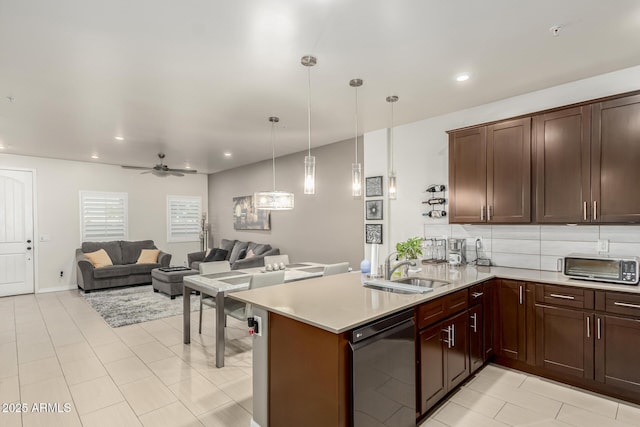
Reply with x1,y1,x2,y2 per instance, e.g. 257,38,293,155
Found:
393,277,450,289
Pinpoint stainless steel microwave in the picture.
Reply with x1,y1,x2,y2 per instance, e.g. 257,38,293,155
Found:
563,254,640,285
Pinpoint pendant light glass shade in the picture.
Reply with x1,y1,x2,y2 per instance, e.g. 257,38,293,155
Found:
350,78,363,197
254,116,294,210
386,95,399,200
302,55,317,195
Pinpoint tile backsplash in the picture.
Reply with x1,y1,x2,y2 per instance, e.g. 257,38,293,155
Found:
423,224,640,271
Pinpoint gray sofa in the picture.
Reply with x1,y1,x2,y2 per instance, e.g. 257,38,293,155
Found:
188,238,280,271
76,240,171,292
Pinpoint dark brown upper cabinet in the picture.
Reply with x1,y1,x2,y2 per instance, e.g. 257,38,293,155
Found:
534,106,591,223
449,118,531,223
592,94,640,223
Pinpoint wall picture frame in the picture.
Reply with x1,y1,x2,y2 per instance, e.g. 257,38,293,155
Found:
365,224,383,244
232,195,271,230
365,200,383,220
365,176,383,197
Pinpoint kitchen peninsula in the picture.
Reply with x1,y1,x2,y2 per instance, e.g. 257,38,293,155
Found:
230,265,640,427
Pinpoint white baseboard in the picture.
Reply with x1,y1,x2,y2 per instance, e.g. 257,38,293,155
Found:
250,418,262,427
36,284,77,294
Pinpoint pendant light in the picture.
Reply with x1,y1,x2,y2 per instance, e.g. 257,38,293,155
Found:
350,78,363,197
254,116,295,210
301,55,317,195
386,95,399,200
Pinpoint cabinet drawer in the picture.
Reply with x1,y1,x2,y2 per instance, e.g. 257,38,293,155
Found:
535,284,594,309
417,289,468,330
598,292,640,317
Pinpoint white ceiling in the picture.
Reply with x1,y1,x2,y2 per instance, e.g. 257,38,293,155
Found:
1,0,640,174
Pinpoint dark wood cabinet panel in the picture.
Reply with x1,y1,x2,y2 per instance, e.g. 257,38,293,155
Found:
595,314,640,394
534,106,591,223
447,311,470,390
449,127,487,223
483,280,496,361
535,283,594,310
469,303,484,373
535,305,594,380
419,323,447,414
417,289,468,330
497,280,527,362
487,118,531,223
592,94,640,223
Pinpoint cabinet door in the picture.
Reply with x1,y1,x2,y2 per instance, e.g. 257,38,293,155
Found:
592,94,640,223
419,322,447,414
447,311,470,390
595,314,640,394
534,107,591,223
469,304,484,373
449,127,487,223
486,118,531,223
535,305,594,380
497,280,527,361
483,281,496,361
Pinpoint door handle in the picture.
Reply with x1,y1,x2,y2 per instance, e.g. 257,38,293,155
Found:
487,205,492,222
451,323,455,348
470,313,477,333
27,247,32,251
613,302,640,310
27,239,32,243
593,201,598,221
442,326,452,349
549,294,575,300
519,285,523,305
597,317,601,340
586,316,590,338
472,292,484,299
480,206,485,221
583,201,587,221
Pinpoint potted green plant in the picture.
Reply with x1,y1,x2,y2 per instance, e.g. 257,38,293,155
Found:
395,237,423,261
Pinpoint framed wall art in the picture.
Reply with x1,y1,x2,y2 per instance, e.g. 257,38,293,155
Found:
365,200,383,220
365,176,383,197
365,224,383,244
232,195,271,230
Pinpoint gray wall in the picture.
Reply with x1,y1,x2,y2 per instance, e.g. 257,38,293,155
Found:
208,138,364,269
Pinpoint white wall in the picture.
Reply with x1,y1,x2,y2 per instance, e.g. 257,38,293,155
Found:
0,154,208,292
364,65,640,268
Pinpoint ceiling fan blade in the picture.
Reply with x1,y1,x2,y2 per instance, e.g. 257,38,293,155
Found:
167,171,185,177
166,168,197,174
151,170,169,177
122,165,153,170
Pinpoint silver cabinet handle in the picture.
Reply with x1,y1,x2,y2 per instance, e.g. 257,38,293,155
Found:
480,206,485,221
470,313,477,333
487,205,492,222
549,293,575,300
451,323,455,348
614,302,640,310
519,285,523,305
593,201,597,221
597,317,601,340
442,326,452,349
586,316,590,338
472,292,484,299
583,201,588,221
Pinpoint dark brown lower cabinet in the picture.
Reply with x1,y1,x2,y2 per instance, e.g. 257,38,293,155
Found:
496,280,535,363
419,310,469,414
595,314,640,394
469,303,484,373
535,305,594,380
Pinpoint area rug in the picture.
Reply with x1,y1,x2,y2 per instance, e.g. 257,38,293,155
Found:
82,285,202,328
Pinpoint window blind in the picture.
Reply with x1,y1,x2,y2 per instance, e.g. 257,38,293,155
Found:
167,196,201,242
79,191,128,242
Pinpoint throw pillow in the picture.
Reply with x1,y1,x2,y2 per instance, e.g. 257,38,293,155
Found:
211,249,228,261
245,249,256,259
238,248,247,260
84,249,113,268
203,247,220,262
137,249,160,264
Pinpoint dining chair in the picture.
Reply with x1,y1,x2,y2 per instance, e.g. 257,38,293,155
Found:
264,254,290,266
323,262,350,276
224,270,285,323
199,261,231,334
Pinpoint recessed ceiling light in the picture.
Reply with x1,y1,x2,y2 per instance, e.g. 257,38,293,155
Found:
456,73,470,82
185,165,191,169
91,155,99,159
114,136,124,141
0,145,5,150
224,152,232,157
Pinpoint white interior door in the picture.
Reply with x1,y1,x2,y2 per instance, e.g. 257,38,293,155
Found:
0,169,35,296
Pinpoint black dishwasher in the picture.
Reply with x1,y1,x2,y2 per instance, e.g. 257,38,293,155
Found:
350,309,416,427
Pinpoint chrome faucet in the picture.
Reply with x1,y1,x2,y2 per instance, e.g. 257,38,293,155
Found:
384,252,417,280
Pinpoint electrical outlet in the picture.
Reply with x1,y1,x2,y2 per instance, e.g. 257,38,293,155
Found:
253,315,262,336
597,239,609,253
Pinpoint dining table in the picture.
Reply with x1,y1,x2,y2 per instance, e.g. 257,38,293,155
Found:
182,262,326,368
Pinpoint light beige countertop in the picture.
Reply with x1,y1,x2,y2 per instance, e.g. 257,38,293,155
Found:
229,264,640,334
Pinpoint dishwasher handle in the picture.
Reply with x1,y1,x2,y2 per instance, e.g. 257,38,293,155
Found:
349,318,415,352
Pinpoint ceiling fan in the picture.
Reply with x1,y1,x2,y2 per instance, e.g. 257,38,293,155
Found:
121,153,197,177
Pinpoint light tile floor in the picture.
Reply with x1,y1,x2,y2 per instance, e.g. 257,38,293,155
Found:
0,290,639,427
